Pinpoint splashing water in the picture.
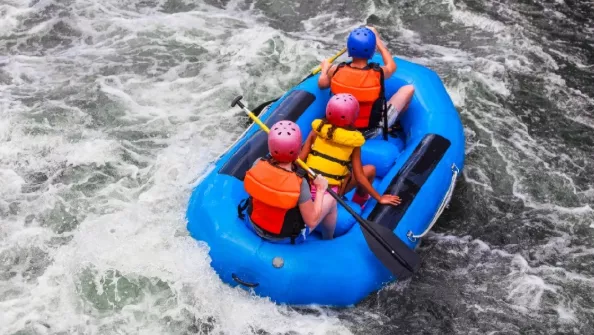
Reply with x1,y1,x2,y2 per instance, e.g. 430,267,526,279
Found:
1,0,593,334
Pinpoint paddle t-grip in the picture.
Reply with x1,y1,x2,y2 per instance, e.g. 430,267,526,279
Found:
231,95,245,108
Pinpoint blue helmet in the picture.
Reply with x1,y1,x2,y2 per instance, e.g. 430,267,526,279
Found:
347,27,377,59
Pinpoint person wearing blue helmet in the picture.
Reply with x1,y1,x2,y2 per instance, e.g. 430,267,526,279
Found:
318,26,414,139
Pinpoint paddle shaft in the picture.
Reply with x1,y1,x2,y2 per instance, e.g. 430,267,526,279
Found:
243,49,346,117
233,99,415,274
310,48,346,75
233,100,315,175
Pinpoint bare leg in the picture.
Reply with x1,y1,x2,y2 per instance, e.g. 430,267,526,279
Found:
388,84,415,115
362,85,416,139
319,193,337,239
342,165,376,197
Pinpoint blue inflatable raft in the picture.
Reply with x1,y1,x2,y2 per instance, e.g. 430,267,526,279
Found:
186,55,465,306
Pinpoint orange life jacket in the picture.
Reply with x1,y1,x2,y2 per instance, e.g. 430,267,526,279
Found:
330,62,385,129
243,159,305,240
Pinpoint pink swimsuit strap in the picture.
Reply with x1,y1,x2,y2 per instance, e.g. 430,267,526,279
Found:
310,185,339,201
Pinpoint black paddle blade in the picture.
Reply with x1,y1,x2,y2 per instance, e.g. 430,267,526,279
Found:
361,221,421,279
325,188,421,279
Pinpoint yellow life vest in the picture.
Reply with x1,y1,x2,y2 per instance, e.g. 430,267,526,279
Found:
305,119,365,186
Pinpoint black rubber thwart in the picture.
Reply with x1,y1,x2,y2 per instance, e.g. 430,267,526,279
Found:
325,187,420,279
368,133,451,230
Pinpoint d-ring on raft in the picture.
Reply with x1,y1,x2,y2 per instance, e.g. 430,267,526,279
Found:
186,55,465,306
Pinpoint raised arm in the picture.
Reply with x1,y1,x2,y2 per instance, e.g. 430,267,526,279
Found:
318,60,338,89
368,26,396,79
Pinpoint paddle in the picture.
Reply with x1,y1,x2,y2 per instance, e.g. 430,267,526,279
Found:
301,47,346,82
250,48,347,117
230,96,421,279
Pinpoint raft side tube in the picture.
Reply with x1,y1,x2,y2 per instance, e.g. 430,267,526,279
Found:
368,134,451,230
186,55,466,306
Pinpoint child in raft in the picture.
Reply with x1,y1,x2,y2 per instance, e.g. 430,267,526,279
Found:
299,93,401,207
243,120,337,242
318,26,415,139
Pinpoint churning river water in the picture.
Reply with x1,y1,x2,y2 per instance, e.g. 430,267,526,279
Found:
1,0,593,334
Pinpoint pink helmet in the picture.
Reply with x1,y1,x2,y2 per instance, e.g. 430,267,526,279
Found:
326,94,359,127
268,120,302,162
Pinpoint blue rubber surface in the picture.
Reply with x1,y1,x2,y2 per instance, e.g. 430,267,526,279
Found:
186,55,465,306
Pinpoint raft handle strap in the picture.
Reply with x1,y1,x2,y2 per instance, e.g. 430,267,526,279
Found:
407,164,459,242
232,273,259,288
237,198,249,220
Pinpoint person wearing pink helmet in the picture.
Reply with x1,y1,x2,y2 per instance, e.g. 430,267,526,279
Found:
243,120,337,243
300,94,401,207
318,26,414,139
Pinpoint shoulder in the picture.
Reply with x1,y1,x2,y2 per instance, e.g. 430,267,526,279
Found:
331,127,365,147
368,62,383,73
311,119,324,131
298,178,312,204
294,165,307,178
373,62,395,79
251,157,266,168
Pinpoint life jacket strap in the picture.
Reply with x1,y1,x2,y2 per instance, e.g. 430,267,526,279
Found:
241,157,305,244
333,62,388,139
378,65,389,140
237,197,250,220
310,149,350,166
309,168,347,181
248,204,303,245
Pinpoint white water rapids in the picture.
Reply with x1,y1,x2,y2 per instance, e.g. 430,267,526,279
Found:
1,0,593,334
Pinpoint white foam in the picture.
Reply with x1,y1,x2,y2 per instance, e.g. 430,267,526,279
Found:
2,0,593,331
451,9,506,33
462,166,494,192
0,1,357,333
506,255,558,311
0,169,24,197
